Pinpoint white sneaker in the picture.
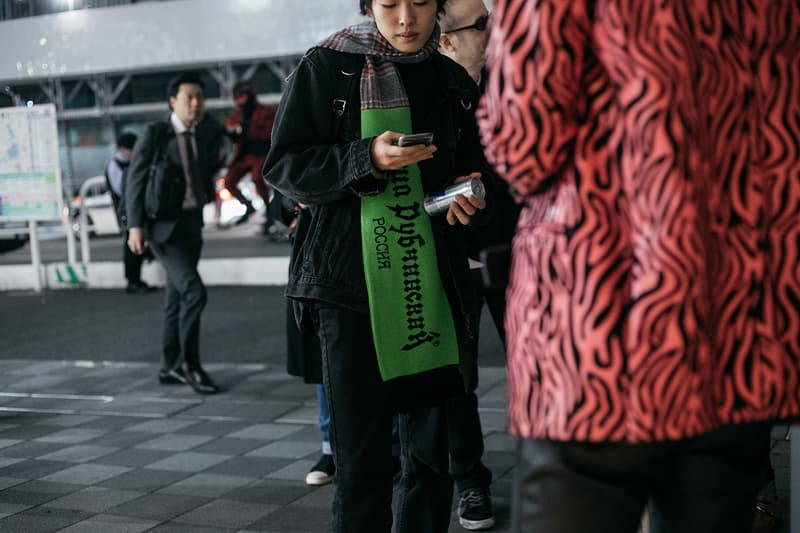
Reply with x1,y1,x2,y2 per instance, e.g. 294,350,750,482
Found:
305,454,335,486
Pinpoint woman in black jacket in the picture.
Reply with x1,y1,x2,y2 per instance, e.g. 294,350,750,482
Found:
264,1,489,531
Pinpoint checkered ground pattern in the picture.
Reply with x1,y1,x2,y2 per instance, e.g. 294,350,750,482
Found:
0,360,515,532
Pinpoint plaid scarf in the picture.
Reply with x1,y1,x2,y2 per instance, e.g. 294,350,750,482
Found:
318,20,440,110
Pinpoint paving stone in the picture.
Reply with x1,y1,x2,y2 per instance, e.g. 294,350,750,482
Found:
274,405,318,424
264,459,317,482
173,499,278,529
223,479,314,506
246,440,320,459
0,438,22,450
0,424,62,440
144,452,230,472
205,456,294,478
247,504,331,532
126,419,201,434
83,430,156,449
175,420,253,437
37,444,118,463
0,459,76,479
157,473,257,498
35,428,108,444
44,486,145,513
35,415,102,427
227,423,303,441
55,513,158,533
0,477,25,490
135,433,216,452
106,492,211,521
0,502,30,520
42,463,131,485
0,506,92,533
78,416,152,431
478,409,508,433
145,524,237,533
2,479,82,497
289,482,335,509
483,432,515,453
190,437,265,456
99,468,191,492
0,440,65,458
97,448,174,468
0,457,24,469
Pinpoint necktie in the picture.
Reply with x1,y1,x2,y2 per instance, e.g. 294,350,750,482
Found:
183,130,200,182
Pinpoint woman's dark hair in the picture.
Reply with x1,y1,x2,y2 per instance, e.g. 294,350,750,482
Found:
359,0,448,15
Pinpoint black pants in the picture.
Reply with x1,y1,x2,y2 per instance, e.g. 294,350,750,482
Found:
148,211,206,371
122,230,146,283
444,270,502,495
313,303,453,533
512,423,771,533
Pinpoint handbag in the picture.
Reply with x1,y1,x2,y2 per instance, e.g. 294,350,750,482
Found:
144,124,185,220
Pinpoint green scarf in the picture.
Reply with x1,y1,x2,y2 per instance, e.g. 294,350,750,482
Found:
319,21,459,382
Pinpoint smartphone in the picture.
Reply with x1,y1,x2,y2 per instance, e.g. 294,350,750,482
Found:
395,132,434,147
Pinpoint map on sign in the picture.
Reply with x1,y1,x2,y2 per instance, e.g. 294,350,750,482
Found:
0,104,63,220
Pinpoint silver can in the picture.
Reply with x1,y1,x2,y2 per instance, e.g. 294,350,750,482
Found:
423,178,486,216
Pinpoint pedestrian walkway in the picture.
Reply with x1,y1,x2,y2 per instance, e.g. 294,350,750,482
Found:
0,359,513,532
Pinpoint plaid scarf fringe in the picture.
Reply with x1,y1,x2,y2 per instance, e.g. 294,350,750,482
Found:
318,20,440,111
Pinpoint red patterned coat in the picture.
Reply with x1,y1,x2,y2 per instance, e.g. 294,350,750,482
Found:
478,1,800,442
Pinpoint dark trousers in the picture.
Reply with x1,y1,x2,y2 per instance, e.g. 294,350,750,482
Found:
447,391,492,494
512,423,771,533
313,303,453,533
444,269,502,495
224,153,268,205
122,230,153,283
148,211,206,371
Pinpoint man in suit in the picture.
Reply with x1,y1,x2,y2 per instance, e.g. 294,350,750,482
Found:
126,72,226,394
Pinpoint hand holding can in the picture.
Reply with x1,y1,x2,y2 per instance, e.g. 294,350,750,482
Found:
423,177,486,216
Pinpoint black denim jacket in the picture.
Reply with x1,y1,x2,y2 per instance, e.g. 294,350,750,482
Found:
263,47,493,337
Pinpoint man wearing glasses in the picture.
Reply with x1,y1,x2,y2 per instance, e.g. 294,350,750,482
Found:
438,0,516,531
440,0,490,85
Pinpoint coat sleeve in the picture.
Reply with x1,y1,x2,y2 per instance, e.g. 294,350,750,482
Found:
125,122,159,230
478,0,590,197
263,48,384,205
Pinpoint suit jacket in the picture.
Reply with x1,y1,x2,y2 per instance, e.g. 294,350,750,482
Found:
126,114,225,243
479,1,800,443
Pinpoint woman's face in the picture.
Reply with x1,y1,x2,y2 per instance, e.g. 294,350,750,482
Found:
368,0,438,53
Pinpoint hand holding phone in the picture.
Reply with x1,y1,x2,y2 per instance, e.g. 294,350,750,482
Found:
371,131,437,172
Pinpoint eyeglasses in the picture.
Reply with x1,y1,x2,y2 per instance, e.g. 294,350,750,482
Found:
445,14,489,34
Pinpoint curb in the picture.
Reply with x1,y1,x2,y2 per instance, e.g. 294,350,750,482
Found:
0,256,290,291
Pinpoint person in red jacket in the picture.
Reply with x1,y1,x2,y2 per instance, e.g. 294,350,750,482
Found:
478,2,800,532
223,81,275,227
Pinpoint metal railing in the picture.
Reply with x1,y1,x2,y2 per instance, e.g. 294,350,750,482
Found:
0,0,168,21
78,175,106,265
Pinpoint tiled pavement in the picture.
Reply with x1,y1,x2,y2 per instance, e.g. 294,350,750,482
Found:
0,360,514,532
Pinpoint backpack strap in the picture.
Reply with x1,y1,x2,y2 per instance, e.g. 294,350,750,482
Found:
331,54,364,137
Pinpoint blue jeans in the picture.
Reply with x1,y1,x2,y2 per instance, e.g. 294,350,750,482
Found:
313,303,453,533
316,384,331,455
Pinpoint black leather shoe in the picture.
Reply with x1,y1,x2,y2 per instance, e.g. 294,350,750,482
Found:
185,368,219,394
158,367,188,385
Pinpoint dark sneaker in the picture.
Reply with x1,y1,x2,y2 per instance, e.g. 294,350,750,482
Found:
305,454,335,486
458,488,496,531
125,280,155,294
